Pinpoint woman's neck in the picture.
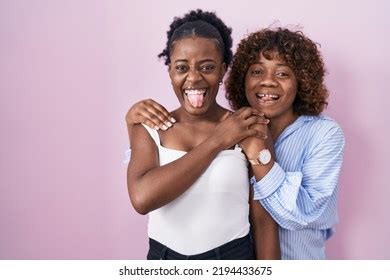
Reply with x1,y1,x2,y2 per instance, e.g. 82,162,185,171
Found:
268,112,299,141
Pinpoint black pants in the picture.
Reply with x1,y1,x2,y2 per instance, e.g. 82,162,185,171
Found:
147,234,254,260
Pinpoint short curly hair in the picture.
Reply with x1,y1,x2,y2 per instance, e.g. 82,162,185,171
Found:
226,28,328,115
158,9,233,67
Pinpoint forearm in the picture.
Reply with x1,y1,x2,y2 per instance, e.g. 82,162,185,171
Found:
251,219,280,259
249,183,280,259
128,137,222,214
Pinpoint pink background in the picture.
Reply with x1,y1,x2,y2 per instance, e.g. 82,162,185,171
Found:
1,0,389,259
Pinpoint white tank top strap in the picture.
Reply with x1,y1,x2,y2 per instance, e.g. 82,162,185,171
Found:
141,124,160,146
234,144,242,152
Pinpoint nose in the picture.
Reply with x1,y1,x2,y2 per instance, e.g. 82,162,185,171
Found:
186,69,202,84
260,72,278,87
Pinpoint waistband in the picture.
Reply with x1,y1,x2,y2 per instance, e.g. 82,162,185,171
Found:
148,234,251,260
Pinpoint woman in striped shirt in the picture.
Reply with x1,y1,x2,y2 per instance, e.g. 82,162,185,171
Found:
126,27,345,259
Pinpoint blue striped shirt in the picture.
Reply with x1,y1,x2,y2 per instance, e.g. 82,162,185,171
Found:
251,115,345,259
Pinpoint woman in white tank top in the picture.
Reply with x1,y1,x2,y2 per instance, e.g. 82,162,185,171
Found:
126,10,280,259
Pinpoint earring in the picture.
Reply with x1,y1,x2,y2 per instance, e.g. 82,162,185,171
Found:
218,81,223,85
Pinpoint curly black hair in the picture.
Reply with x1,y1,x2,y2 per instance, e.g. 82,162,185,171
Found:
158,9,233,67
226,28,328,115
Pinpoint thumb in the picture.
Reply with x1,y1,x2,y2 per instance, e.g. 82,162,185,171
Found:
246,129,258,138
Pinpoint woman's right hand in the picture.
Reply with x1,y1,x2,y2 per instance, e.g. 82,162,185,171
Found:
125,99,176,130
210,107,269,150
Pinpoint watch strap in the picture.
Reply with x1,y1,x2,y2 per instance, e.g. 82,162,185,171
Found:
248,158,261,166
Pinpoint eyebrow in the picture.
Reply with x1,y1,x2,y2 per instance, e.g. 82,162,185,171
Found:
173,59,216,64
251,62,290,67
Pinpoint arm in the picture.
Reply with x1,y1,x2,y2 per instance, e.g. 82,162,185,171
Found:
125,99,175,146
249,181,280,259
127,107,264,215
250,124,345,230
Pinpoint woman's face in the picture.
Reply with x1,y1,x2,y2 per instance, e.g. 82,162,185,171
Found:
169,36,226,116
245,51,297,122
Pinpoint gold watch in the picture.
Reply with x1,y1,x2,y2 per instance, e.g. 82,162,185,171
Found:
248,149,272,166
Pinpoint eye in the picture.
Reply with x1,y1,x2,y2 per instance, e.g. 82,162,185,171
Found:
276,71,289,78
250,69,263,76
200,64,216,72
175,64,189,72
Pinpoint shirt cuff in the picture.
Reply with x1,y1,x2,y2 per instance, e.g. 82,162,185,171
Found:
251,162,286,200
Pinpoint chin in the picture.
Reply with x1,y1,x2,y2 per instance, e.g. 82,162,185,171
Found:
184,105,208,115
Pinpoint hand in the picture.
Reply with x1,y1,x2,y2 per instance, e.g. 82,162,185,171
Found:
239,123,270,159
125,99,176,130
210,107,269,150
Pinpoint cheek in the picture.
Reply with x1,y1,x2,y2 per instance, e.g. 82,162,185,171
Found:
170,75,184,87
289,86,298,101
245,78,256,97
208,79,219,88
244,76,250,90
284,80,297,98
208,73,222,85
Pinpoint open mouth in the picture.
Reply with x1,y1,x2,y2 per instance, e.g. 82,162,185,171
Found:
256,93,280,102
184,88,207,108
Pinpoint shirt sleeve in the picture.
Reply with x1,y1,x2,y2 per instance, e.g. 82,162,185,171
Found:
252,125,345,230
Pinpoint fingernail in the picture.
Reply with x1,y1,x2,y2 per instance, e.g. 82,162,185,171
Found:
170,117,176,123
154,126,160,130
165,121,172,127
161,125,168,130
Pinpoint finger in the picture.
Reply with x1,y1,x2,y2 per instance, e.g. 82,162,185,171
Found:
146,99,176,123
138,111,165,129
231,106,253,117
143,119,160,130
233,106,248,114
144,107,174,128
256,116,270,125
137,102,171,127
255,132,268,139
244,115,270,128
245,129,259,138
128,100,159,125
145,113,172,130
243,115,266,127
237,107,263,119
135,99,172,126
244,129,267,140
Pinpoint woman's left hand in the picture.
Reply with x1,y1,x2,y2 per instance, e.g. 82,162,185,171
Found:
239,122,271,159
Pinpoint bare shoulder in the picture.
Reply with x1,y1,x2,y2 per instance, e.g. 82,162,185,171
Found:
130,124,158,155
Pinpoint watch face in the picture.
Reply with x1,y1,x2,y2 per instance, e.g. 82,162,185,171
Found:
259,149,271,165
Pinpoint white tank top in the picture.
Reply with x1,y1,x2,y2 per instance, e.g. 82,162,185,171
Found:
142,124,250,255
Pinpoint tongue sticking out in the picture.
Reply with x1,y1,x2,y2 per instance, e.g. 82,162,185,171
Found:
187,94,205,108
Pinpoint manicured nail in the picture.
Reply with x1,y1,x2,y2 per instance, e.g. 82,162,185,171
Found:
161,125,168,130
165,121,173,127
154,126,160,130
170,117,176,123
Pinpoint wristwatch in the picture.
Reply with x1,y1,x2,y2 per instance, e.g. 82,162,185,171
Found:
248,149,272,166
